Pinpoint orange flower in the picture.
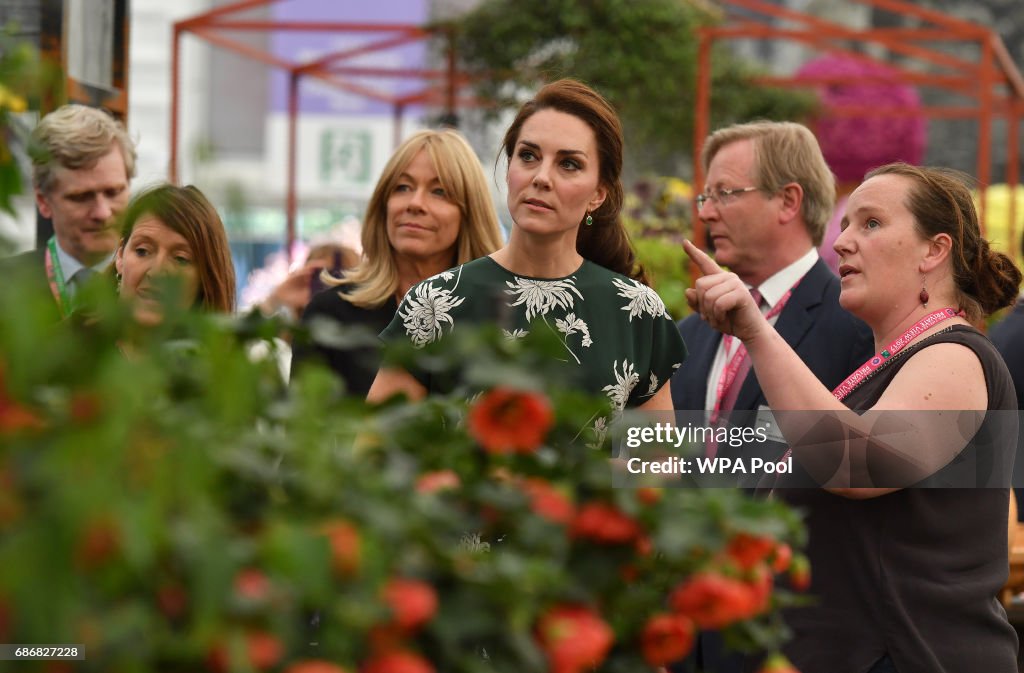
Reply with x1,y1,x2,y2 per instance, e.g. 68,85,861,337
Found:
726,533,776,571
0,364,43,433
381,578,438,632
641,613,695,666
284,661,351,673
771,543,793,574
415,470,460,494
320,519,361,577
669,572,760,629
360,651,435,673
756,652,801,673
234,568,272,603
789,555,811,592
520,477,574,524
570,502,641,544
536,605,614,673
636,487,663,506
467,388,553,454
207,631,284,672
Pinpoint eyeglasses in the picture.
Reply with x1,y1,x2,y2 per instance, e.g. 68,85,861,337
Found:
696,186,760,210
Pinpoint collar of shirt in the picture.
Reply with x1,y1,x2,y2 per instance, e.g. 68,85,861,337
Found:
750,247,819,311
54,240,114,285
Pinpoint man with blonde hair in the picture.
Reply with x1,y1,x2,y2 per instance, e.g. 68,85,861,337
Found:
670,120,872,673
3,104,136,316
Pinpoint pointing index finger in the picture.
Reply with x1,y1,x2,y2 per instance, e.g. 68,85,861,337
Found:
682,240,723,277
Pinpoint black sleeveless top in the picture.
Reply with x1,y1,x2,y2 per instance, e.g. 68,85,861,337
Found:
778,326,1018,673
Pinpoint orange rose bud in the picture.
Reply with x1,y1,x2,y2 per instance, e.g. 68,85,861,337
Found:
381,578,438,632
641,613,695,666
284,661,351,673
536,605,615,673
207,631,284,672
757,652,801,673
415,470,460,494
234,568,272,602
360,651,435,673
467,387,554,454
321,519,362,577
636,487,663,505
669,572,760,629
771,543,793,574
726,533,776,571
520,477,575,524
570,502,641,545
789,555,811,592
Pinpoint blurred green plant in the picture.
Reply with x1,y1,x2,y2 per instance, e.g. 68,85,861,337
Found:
623,177,694,319
449,0,817,176
0,271,806,673
0,24,63,216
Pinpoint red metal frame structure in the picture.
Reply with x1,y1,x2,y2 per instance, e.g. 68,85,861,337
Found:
170,0,479,258
693,0,1024,260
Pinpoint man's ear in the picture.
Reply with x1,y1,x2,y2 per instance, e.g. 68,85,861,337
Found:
35,188,53,219
778,182,803,224
919,233,952,274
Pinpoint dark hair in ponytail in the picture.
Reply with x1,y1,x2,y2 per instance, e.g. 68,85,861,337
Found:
866,162,1021,321
501,78,648,284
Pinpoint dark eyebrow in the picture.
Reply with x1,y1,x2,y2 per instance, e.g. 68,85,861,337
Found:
517,139,588,158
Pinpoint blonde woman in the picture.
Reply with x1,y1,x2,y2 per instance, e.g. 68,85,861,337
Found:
292,129,504,394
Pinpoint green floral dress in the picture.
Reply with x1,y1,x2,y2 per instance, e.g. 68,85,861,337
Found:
381,256,686,417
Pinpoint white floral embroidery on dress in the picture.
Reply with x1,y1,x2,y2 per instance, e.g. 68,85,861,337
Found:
554,312,593,348
399,282,466,347
503,328,529,340
504,277,584,320
645,372,659,397
586,416,608,450
603,359,639,411
612,278,668,321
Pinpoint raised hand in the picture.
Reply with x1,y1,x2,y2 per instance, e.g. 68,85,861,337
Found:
683,240,767,342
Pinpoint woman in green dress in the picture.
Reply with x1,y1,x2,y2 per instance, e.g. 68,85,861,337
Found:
369,79,685,414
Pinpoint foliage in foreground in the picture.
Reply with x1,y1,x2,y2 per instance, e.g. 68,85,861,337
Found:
0,275,806,673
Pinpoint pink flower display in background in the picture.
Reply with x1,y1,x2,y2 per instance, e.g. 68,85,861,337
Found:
796,53,927,184
798,54,927,273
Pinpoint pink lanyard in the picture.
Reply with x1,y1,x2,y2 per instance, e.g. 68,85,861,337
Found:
831,307,963,401
709,285,795,424
775,307,963,466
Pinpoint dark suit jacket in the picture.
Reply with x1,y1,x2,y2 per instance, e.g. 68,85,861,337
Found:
1,248,48,296
671,257,874,412
668,257,874,673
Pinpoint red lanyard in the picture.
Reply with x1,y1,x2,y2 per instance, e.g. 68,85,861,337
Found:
709,285,795,424
831,307,963,401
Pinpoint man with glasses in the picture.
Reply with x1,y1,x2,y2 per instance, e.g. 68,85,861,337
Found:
669,121,872,672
